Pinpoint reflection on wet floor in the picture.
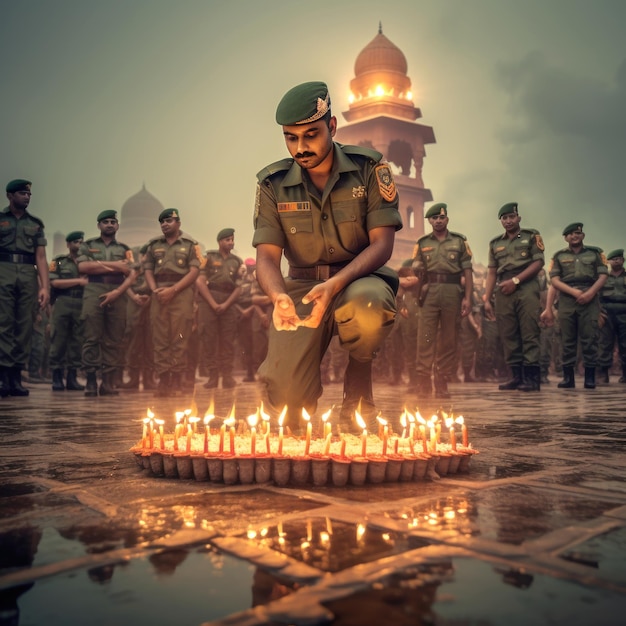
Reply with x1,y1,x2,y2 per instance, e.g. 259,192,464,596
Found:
243,516,427,572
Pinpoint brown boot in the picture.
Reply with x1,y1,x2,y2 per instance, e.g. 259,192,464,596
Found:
339,357,377,430
99,371,119,396
66,369,85,391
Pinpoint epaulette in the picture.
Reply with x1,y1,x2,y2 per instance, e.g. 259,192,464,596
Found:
338,143,383,162
584,245,604,253
180,235,199,245
489,233,505,245
448,230,467,240
256,158,293,181
520,228,540,235
84,237,99,245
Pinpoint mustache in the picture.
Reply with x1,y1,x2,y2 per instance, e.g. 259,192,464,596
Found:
295,151,316,159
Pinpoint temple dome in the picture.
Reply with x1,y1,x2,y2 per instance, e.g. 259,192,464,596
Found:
354,29,408,77
119,184,164,250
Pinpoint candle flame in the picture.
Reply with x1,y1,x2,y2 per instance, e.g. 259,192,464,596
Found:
321,408,332,423
146,408,155,418
445,416,454,428
416,411,425,424
205,399,215,416
204,412,214,425
431,414,439,423
260,402,271,422
155,418,164,426
184,408,192,417
225,416,236,427
175,411,184,423
142,417,151,425
355,411,366,431
228,404,236,420
377,416,387,426
301,407,311,422
400,411,407,428
247,413,258,428
278,405,287,426
455,415,464,425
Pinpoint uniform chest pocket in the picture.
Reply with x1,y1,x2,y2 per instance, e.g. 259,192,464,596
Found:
174,250,188,267
279,211,313,235
447,250,459,262
0,223,16,247
331,200,367,253
514,244,530,260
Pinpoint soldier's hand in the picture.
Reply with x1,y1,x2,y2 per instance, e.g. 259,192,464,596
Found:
575,290,592,305
272,294,301,331
299,282,334,329
460,297,471,317
99,289,120,307
539,308,554,327
483,300,496,321
498,279,517,296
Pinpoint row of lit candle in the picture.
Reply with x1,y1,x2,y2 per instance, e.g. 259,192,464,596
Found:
138,404,470,456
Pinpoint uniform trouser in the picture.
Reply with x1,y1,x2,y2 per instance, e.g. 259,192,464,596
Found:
494,280,541,366
81,286,128,374
458,315,478,371
49,296,84,369
417,283,462,377
258,275,396,416
124,300,154,370
150,288,194,375
0,263,38,368
558,293,600,368
237,313,255,374
540,324,562,376
197,291,238,377
400,308,419,379
596,306,626,368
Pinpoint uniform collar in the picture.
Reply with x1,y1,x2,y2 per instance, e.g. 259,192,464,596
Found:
282,143,359,188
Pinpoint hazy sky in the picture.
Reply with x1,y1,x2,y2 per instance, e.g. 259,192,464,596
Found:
3,0,626,263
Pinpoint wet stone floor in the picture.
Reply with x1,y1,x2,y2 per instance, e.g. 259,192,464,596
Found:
1,376,625,625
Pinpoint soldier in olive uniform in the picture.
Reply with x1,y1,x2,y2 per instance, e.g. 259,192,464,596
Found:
48,231,87,391
253,81,402,430
77,210,137,397
397,260,421,388
597,249,626,383
143,208,202,396
0,179,49,397
196,228,242,389
484,202,545,392
541,222,608,389
412,203,473,399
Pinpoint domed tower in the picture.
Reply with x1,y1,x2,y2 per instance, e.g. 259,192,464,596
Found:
119,184,164,250
335,25,435,265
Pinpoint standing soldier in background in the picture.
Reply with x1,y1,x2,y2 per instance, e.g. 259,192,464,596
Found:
0,179,49,397
397,259,421,388
144,208,202,397
48,231,87,391
541,223,608,389
77,210,137,397
484,202,545,392
196,228,242,389
121,244,155,391
597,249,626,384
412,203,473,399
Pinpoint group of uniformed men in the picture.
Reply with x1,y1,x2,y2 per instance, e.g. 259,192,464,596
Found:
2,81,625,431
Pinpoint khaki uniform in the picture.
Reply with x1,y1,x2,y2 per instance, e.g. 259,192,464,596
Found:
0,206,46,369
48,254,84,369
198,250,242,380
549,246,608,368
488,228,544,366
77,237,133,374
252,143,402,416
413,231,472,380
143,235,202,375
598,270,626,376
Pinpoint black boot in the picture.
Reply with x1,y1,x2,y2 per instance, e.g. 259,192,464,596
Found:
434,371,451,399
597,366,609,385
121,368,140,390
203,372,218,388
415,373,433,398
620,364,626,384
584,367,596,390
463,367,475,383
154,371,171,397
339,357,377,429
169,371,182,396
518,365,541,392
85,372,98,397
99,371,119,396
0,367,10,398
499,365,522,390
66,369,85,391
9,367,29,396
52,369,65,391
557,366,575,389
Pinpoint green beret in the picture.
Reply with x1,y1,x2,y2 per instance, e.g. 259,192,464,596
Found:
65,230,84,242
562,222,583,236
6,179,32,193
607,248,624,260
498,202,518,219
276,81,331,125
159,208,180,222
97,210,118,222
217,227,235,241
425,203,447,219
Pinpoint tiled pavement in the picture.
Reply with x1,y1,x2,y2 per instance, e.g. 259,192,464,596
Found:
1,376,625,625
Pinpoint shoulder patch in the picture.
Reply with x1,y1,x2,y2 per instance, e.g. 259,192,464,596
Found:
375,164,397,202
534,234,545,251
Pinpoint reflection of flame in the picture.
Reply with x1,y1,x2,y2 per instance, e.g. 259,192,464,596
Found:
247,529,257,539
356,523,366,541
320,531,330,545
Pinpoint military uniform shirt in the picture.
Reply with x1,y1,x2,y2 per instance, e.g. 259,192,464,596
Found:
49,254,82,300
413,231,472,275
253,143,402,268
143,236,203,284
549,246,608,287
600,272,626,304
488,229,544,276
0,206,47,253
203,251,242,292
77,237,133,271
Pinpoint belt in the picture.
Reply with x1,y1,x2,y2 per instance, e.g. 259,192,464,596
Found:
498,269,525,281
155,271,184,285
208,283,236,293
0,252,36,264
88,275,125,285
288,264,346,280
426,272,461,285
56,291,83,299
